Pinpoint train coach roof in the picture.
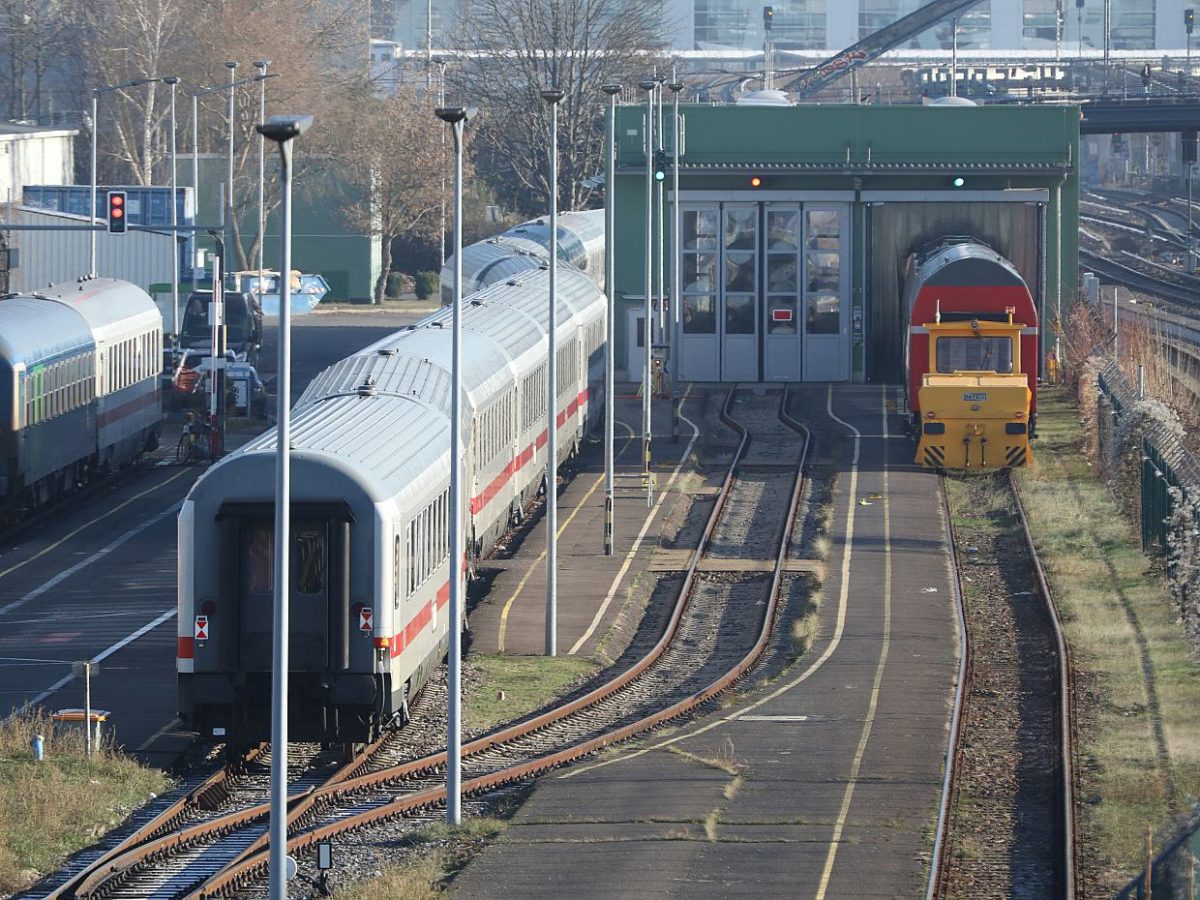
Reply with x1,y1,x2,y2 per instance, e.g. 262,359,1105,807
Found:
296,328,510,425
471,265,596,329
0,295,94,366
39,277,160,340
420,297,545,364
241,392,450,504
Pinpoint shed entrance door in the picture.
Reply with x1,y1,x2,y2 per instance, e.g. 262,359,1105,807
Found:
763,204,803,381
720,204,759,381
678,207,720,381
801,206,851,381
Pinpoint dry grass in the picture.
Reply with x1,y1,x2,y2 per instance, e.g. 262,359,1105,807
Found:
0,709,170,894
465,653,599,734
330,818,506,899
790,591,823,659
1017,386,1200,893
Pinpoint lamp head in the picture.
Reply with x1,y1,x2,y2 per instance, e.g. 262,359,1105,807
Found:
540,88,565,104
163,76,180,86
256,114,314,143
253,60,270,70
669,82,684,93
601,83,621,96
639,79,656,91
435,106,478,123
225,61,238,71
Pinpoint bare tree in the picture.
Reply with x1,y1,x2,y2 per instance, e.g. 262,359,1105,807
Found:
327,84,460,300
453,0,665,214
0,0,75,122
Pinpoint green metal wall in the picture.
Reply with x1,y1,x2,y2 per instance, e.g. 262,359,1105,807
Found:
184,155,377,301
609,102,1080,381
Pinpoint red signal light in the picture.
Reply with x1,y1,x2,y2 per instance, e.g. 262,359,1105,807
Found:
111,194,124,206
111,208,124,218
749,176,763,188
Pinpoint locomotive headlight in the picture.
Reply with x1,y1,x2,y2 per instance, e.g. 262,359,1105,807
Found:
925,411,937,418
1015,411,1026,420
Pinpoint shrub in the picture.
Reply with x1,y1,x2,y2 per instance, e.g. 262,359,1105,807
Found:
414,270,439,300
384,271,408,299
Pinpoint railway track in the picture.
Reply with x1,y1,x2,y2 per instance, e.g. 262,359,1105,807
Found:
1080,248,1200,309
52,386,810,899
929,471,1075,899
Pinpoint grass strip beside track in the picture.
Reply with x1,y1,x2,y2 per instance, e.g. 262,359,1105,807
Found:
0,709,169,895
465,653,600,735
1017,386,1200,896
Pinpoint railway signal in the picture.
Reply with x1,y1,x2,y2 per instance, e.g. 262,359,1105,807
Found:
749,175,766,188
1186,8,1194,34
106,191,127,234
654,149,668,183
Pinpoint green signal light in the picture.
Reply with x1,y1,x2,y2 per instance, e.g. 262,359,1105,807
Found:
952,176,966,188
654,170,666,182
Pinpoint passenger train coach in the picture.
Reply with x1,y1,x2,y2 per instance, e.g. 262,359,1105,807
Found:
0,278,162,513
179,236,607,745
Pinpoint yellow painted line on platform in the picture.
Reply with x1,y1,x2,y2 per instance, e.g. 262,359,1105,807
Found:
563,384,863,778
0,467,190,584
815,385,892,900
496,422,636,653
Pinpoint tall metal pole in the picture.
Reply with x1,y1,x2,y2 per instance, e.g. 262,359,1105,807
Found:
258,112,312,900
167,78,180,341
225,61,237,266
950,18,958,98
541,88,564,656
89,92,98,276
655,75,666,334
435,104,472,826
601,84,620,556
255,62,270,279
639,81,655,506
1188,159,1195,272
439,64,448,271
192,93,200,292
669,81,683,443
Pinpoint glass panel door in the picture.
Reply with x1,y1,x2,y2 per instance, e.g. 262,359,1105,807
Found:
721,204,759,381
802,206,850,381
677,206,721,381
763,205,802,381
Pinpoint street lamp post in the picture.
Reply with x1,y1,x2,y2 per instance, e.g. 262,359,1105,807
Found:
541,86,564,657
166,76,180,342
639,79,656,507
601,83,621,556
89,77,160,276
256,112,314,900
655,74,666,336
668,81,683,443
224,61,237,266
434,102,476,826
254,61,271,280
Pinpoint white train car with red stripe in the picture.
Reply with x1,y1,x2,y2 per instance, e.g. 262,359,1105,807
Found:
177,255,605,745
0,277,161,513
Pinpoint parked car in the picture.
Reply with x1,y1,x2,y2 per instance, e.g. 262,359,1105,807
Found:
179,290,262,366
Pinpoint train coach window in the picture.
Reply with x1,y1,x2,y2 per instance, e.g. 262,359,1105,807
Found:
935,336,1014,374
295,529,326,594
247,523,274,593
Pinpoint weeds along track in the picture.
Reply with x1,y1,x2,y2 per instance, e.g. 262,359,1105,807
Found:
51,386,808,899
931,471,1075,900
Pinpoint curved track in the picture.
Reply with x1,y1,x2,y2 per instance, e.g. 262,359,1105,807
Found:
929,472,1075,898
57,387,811,899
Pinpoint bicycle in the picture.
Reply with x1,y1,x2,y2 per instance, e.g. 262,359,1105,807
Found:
176,414,212,464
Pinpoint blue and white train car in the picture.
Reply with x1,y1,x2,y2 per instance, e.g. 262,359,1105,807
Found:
178,260,606,744
0,278,161,511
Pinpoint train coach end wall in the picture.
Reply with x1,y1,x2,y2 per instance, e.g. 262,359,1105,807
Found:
1083,356,1200,647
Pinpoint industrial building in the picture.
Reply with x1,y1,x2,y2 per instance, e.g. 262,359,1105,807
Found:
609,99,1079,382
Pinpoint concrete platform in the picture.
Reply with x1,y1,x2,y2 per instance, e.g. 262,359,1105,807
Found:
454,383,961,898
468,386,721,659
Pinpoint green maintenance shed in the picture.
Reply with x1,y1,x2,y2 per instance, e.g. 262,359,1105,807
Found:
608,99,1080,383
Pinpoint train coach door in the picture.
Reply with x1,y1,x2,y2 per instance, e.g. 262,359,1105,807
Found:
236,517,331,672
801,206,850,381
720,204,759,382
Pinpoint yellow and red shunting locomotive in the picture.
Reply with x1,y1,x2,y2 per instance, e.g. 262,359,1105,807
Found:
904,240,1038,470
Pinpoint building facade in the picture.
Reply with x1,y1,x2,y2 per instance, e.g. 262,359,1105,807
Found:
609,101,1079,383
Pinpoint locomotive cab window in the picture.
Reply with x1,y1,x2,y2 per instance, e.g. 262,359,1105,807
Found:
935,336,1013,374
295,528,326,594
